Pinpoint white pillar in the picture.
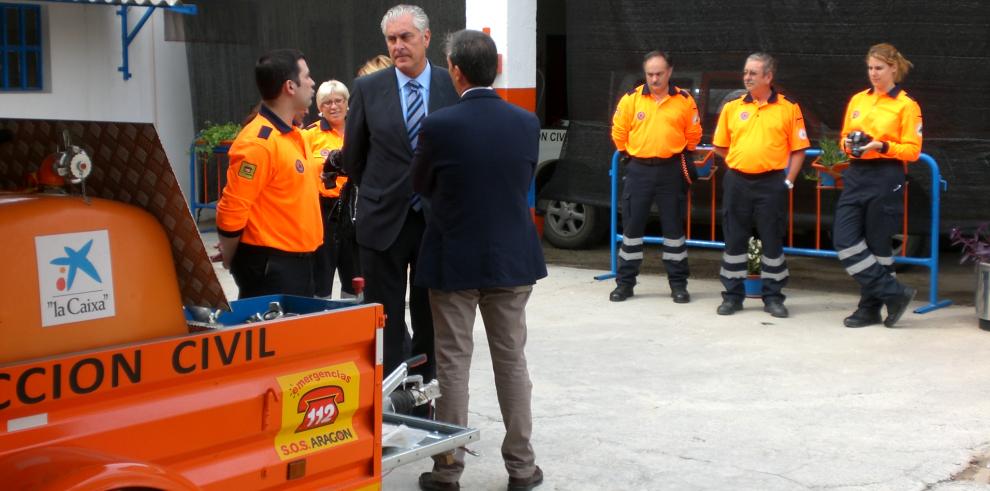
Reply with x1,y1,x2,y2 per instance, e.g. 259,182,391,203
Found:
464,0,536,111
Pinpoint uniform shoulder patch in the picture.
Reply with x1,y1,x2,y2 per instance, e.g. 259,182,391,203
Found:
304,122,318,130
627,86,639,96
678,89,690,98
781,93,798,104
258,126,273,140
238,161,258,180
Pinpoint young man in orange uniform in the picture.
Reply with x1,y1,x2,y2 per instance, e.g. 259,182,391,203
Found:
216,49,321,298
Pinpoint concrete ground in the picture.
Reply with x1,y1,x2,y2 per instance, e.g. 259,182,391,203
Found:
201,231,990,491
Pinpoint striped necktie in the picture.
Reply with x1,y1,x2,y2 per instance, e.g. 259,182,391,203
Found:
406,80,425,211
406,80,425,150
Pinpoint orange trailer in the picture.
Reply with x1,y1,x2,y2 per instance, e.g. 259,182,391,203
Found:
0,193,387,490
0,121,477,490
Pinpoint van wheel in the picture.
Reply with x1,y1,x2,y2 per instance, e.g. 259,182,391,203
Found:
543,200,606,249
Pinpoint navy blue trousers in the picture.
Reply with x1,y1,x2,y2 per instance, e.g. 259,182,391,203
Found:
616,158,690,289
833,161,907,309
719,169,789,303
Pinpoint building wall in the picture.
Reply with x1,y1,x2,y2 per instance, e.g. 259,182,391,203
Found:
0,2,194,197
465,0,536,110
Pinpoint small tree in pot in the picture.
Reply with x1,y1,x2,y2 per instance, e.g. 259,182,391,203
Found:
950,223,990,330
809,138,850,188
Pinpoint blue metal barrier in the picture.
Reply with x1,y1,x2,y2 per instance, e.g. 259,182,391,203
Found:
188,137,209,216
595,147,952,314
188,138,231,231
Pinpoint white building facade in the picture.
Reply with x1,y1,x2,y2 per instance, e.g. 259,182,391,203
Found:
0,1,194,196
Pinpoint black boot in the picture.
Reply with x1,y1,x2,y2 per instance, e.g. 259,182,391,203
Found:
763,299,789,318
884,286,917,327
610,284,634,302
717,299,742,315
843,307,882,328
670,285,691,304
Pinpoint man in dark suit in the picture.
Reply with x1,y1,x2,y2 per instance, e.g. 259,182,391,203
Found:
343,4,458,384
411,30,547,491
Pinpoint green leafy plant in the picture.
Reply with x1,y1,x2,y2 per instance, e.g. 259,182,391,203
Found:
803,137,849,182
194,122,241,154
816,138,847,168
747,236,762,276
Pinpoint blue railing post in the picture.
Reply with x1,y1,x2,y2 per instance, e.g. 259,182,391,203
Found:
188,136,199,214
594,151,620,281
915,153,953,313
188,137,227,232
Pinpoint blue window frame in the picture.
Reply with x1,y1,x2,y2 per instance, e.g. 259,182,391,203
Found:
0,3,42,91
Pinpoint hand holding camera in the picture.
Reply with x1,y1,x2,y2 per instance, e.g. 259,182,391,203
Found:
845,131,873,158
322,149,345,188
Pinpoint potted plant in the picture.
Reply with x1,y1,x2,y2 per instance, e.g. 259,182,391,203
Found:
950,223,990,331
193,122,241,204
810,138,850,188
194,121,241,155
744,236,763,298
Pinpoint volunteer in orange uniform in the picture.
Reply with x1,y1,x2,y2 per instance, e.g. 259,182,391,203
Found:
216,49,321,299
303,80,359,298
833,43,921,328
713,52,809,318
609,50,701,303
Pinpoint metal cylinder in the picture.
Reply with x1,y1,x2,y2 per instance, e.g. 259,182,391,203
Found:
977,262,990,331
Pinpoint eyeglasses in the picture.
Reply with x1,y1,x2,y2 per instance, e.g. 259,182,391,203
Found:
322,98,347,106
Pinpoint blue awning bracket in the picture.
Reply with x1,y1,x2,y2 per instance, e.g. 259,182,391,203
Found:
118,3,197,80
32,1,198,80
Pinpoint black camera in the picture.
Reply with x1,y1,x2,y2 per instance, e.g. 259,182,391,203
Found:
846,131,873,158
322,149,344,188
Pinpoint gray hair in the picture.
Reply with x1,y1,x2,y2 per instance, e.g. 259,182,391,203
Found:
746,52,777,75
316,80,349,106
380,4,429,35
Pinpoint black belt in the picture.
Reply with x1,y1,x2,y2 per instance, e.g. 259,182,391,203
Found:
631,156,680,166
729,168,784,180
237,242,314,258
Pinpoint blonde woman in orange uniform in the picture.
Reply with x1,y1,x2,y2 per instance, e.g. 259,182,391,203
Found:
833,43,922,328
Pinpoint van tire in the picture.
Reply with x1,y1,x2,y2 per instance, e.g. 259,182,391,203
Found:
542,200,606,249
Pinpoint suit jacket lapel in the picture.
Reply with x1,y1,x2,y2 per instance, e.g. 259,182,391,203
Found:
382,69,414,155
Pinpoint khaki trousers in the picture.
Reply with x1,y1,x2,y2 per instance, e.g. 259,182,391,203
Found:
429,285,536,482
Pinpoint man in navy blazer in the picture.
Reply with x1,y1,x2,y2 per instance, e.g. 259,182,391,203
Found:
411,30,546,491
343,5,458,386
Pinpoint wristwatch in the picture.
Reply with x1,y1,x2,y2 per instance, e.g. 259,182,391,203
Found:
784,179,794,189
